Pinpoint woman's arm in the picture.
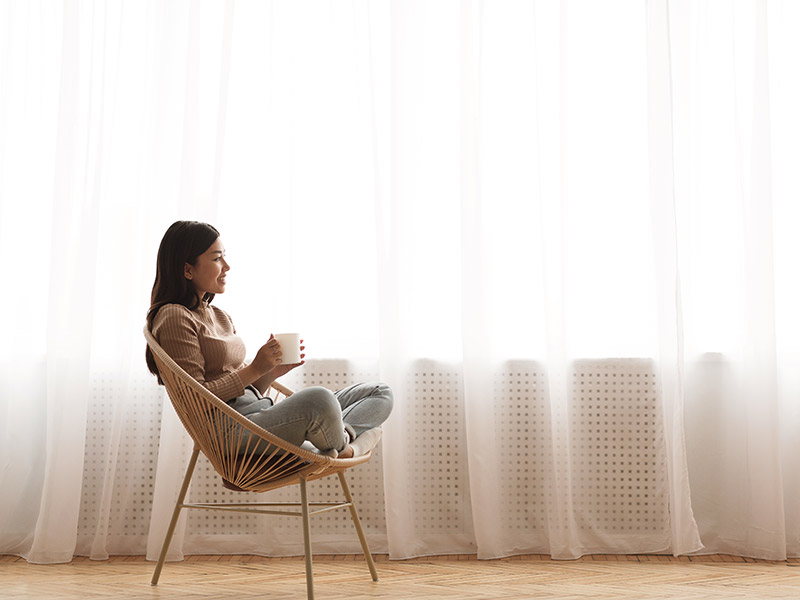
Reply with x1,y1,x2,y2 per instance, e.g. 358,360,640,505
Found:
153,305,300,398
250,344,306,395
153,305,249,400
251,370,278,396
235,336,287,394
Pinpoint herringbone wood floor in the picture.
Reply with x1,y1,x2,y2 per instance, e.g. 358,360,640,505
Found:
3,554,800,599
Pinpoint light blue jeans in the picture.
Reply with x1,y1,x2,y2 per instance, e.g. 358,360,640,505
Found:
227,382,393,453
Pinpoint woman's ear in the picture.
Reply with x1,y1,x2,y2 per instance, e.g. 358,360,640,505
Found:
184,263,193,280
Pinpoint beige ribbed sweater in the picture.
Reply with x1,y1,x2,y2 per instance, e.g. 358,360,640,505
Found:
151,302,247,401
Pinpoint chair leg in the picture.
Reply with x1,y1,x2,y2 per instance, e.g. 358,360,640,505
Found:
337,471,379,581
299,477,315,600
151,447,200,586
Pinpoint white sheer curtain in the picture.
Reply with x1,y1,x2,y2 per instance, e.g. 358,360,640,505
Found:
1,0,799,564
671,0,800,559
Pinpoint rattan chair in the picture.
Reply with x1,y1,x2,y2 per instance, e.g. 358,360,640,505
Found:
144,326,380,600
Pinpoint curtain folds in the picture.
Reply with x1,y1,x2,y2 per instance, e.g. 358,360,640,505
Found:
2,0,799,563
645,0,701,557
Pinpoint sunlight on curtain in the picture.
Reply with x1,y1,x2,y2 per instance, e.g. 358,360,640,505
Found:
218,1,380,360
2,0,800,564
669,0,800,559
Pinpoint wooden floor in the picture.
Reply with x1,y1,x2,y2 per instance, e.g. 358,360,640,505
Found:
3,553,800,599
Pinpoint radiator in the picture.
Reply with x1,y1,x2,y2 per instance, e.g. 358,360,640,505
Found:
77,358,668,556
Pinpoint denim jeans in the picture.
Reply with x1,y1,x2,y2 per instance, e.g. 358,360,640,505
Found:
228,382,393,453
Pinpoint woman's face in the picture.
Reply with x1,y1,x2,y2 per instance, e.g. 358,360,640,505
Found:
185,237,230,298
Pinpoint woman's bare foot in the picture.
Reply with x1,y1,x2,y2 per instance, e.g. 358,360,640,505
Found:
338,445,354,459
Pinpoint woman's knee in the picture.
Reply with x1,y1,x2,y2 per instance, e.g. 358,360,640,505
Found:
348,385,393,433
298,386,342,421
374,383,394,417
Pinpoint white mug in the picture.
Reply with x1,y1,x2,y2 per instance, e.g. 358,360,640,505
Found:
273,333,302,364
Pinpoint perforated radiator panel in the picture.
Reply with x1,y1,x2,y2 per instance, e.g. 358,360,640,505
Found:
77,359,668,555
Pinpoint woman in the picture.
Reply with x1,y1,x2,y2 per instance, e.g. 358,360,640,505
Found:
146,220,393,458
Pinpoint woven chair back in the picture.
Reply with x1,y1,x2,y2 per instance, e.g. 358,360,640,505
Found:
144,326,360,492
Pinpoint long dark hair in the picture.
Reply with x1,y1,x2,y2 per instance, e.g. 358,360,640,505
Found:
145,220,220,380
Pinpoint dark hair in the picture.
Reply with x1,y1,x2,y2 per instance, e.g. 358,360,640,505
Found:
145,220,220,380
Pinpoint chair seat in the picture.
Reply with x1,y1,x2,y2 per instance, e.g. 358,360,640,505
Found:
220,453,311,491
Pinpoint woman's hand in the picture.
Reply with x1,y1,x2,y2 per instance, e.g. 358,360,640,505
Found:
253,337,306,376
269,340,306,378
238,336,307,392
251,335,283,375
249,339,305,395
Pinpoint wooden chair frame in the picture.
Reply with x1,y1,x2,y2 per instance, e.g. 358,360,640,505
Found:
144,326,379,600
